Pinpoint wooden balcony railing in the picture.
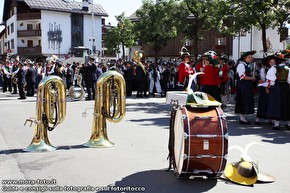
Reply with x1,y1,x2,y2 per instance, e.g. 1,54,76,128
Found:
18,46,42,55
17,12,41,20
18,30,41,37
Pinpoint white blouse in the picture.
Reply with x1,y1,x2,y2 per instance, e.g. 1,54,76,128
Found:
266,66,277,86
236,61,246,79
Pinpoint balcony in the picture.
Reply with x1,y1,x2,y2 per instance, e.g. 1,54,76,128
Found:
18,46,42,56
18,30,41,37
17,12,41,20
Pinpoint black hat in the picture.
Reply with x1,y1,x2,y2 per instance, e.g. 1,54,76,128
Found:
25,59,34,65
202,50,219,65
219,53,229,62
18,62,24,66
180,46,190,58
262,55,276,66
241,50,256,60
275,52,287,61
89,55,95,61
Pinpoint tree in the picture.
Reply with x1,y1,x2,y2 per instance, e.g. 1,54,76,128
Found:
103,13,136,60
175,0,231,55
228,0,290,53
135,0,178,62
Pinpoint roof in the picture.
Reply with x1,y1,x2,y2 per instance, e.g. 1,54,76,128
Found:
16,0,108,16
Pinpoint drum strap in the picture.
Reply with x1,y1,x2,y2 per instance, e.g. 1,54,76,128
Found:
167,109,175,170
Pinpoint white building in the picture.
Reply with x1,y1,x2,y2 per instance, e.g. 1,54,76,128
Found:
1,0,108,61
232,26,289,61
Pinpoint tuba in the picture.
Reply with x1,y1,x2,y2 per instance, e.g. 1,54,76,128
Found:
23,75,66,152
83,70,126,148
133,50,146,75
68,69,85,101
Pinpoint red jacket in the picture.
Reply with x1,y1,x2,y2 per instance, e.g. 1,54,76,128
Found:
221,64,230,82
203,65,221,86
178,62,194,84
195,62,205,87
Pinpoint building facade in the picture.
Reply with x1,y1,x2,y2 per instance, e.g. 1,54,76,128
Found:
1,0,108,61
232,26,289,62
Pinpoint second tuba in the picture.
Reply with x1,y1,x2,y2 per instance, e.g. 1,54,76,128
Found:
68,69,85,101
133,50,146,75
23,75,66,152
83,70,126,148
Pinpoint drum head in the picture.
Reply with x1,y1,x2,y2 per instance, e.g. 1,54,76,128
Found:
174,109,185,175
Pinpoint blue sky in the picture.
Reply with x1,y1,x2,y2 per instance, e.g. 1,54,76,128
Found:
0,0,143,31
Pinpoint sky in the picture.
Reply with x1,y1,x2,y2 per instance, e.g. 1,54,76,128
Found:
0,0,143,31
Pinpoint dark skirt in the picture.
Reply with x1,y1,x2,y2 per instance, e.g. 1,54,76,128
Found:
267,83,281,120
202,85,221,102
257,86,268,119
235,79,254,114
279,82,290,121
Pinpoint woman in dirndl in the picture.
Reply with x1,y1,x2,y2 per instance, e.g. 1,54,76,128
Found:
264,55,281,129
235,50,257,124
271,53,290,130
255,55,274,125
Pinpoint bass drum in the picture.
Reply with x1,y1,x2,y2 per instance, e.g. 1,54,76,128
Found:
173,106,228,178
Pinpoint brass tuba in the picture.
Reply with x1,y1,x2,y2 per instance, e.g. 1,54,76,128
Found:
68,69,85,101
83,70,126,148
23,75,66,152
133,50,146,75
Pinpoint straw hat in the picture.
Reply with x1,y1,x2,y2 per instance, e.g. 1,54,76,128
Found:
224,159,276,186
224,161,258,186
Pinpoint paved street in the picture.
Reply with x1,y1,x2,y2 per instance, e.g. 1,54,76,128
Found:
0,91,290,193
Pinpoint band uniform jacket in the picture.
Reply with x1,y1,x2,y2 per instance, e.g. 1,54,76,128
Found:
25,66,36,84
17,68,27,85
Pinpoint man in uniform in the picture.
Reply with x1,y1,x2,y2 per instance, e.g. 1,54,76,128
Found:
83,56,97,100
16,62,27,100
25,60,36,96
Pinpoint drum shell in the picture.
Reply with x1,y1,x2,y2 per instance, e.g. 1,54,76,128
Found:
173,106,228,178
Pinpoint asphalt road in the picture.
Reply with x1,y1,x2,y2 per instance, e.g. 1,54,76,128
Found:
0,91,290,193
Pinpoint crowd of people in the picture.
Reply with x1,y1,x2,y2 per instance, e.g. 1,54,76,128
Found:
0,48,289,129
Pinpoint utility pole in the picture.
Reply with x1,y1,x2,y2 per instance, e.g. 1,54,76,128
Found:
91,0,96,56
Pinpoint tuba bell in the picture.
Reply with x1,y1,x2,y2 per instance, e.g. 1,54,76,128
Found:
83,70,126,148
68,68,85,101
23,75,66,152
133,50,146,75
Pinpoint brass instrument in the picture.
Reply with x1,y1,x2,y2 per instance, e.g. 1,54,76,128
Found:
133,50,146,75
23,75,66,152
68,71,85,101
83,70,126,148
11,73,18,84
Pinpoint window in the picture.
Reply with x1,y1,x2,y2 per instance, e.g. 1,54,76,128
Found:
27,24,33,30
7,26,10,35
11,39,14,49
27,40,33,47
216,37,226,46
10,23,14,33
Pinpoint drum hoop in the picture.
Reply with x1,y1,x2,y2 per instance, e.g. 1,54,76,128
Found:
215,107,226,174
184,107,190,174
173,108,184,175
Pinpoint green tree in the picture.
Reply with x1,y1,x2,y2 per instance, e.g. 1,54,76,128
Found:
175,0,230,54
228,0,290,53
135,0,178,62
103,13,136,60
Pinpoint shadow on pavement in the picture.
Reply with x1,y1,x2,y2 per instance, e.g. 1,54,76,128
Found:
99,169,218,193
0,144,89,155
129,117,169,128
126,102,171,114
